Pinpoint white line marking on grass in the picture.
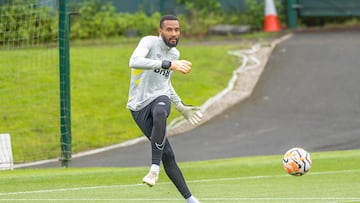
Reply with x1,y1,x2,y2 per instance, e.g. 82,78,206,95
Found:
309,169,360,175
1,197,360,202
0,184,144,196
0,169,359,197
187,169,360,184
0,199,184,202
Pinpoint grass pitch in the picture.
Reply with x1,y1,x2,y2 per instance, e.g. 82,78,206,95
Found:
0,149,359,202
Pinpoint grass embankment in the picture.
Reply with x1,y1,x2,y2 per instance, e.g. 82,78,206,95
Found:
1,36,254,163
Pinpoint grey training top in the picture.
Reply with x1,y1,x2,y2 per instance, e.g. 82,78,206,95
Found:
127,36,182,111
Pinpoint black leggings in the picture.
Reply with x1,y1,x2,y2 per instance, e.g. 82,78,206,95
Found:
131,96,192,199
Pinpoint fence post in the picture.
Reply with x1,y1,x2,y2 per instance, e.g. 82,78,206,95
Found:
287,0,298,29
58,0,72,168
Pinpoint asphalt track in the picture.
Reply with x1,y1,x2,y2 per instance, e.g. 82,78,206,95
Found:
32,30,360,168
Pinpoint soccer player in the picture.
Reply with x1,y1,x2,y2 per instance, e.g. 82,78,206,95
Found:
127,15,202,203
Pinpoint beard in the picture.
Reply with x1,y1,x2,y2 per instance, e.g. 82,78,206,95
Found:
161,34,179,48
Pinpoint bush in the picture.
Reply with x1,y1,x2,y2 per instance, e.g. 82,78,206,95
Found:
70,0,161,39
70,0,122,39
176,0,225,36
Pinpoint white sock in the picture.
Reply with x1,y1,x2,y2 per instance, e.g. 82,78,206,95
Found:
186,195,200,203
150,164,160,174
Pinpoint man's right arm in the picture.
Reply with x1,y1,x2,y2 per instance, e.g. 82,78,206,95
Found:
129,36,192,74
129,37,162,70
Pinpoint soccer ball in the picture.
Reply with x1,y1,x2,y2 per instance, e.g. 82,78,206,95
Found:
283,147,312,176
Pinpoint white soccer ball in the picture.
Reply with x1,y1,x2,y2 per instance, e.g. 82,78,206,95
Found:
283,147,312,176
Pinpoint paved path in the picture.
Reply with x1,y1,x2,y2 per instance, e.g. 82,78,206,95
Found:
31,30,360,168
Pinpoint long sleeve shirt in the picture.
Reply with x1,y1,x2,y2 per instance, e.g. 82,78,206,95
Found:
127,36,181,111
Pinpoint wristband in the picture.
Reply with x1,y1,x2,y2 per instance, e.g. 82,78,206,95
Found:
161,60,172,69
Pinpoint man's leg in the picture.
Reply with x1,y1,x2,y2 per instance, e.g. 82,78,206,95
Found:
131,96,170,186
162,139,192,198
162,141,201,202
131,97,200,201
149,96,170,165
142,96,171,186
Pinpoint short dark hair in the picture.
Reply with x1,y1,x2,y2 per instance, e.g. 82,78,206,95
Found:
160,15,179,28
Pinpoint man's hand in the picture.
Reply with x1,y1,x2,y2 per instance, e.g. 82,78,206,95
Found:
170,60,192,74
175,102,203,125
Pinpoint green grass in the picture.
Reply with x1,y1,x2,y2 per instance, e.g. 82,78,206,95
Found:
0,149,359,202
0,37,248,163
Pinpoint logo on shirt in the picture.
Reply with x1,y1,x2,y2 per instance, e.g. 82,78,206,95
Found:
154,69,170,78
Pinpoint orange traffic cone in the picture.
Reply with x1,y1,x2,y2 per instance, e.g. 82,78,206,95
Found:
264,0,281,32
